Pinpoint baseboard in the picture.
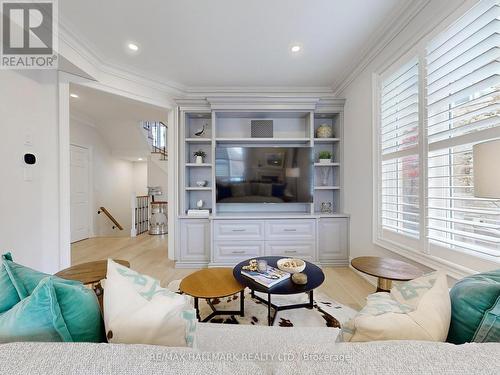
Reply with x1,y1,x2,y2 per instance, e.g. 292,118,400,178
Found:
318,260,350,267
175,261,207,269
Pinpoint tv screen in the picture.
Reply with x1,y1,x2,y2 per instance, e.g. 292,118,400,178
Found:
215,147,313,203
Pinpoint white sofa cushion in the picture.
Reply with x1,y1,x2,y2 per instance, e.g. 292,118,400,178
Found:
103,259,196,347
343,272,451,342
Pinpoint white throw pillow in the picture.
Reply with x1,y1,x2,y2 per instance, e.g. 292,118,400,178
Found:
343,272,451,342
103,259,197,347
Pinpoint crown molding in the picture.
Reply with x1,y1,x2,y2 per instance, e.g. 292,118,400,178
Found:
333,0,431,96
206,95,321,111
316,98,346,113
183,86,334,96
175,98,212,112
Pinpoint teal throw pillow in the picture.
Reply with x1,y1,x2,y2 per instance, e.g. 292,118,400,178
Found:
447,269,500,344
0,253,105,342
0,277,73,343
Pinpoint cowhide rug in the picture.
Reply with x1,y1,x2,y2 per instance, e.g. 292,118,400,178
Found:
168,280,357,328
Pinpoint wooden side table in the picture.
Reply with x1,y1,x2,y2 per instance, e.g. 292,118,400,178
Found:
55,259,130,310
180,268,245,322
351,256,423,292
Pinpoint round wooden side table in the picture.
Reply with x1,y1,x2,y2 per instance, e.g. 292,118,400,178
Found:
351,256,423,292
180,268,245,322
55,259,130,310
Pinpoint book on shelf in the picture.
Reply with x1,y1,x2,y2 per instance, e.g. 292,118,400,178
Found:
241,266,290,288
187,209,210,217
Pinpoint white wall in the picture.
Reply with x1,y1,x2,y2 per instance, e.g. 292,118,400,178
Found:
341,0,496,279
70,118,138,237
0,70,60,273
148,154,168,201
133,162,148,196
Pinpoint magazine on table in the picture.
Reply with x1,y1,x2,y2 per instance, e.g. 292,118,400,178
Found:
241,265,290,288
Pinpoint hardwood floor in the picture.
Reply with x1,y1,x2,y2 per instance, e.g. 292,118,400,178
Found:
71,235,373,310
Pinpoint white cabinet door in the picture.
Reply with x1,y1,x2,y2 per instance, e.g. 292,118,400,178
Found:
318,218,348,261
180,219,209,261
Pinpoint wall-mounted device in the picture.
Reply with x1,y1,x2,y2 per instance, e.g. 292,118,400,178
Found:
24,153,36,164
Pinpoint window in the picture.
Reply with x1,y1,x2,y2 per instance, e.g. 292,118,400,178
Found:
379,59,421,240
376,0,500,259
426,0,500,257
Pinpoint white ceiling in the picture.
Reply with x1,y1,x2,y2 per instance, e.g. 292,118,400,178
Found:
60,0,407,90
70,84,167,159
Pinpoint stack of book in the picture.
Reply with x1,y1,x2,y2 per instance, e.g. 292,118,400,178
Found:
187,209,210,217
241,265,290,288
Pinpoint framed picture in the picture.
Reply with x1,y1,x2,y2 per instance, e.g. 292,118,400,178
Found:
265,152,285,168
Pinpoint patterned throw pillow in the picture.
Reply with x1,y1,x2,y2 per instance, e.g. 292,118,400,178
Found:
103,259,197,347
342,272,450,342
391,271,438,309
358,293,414,316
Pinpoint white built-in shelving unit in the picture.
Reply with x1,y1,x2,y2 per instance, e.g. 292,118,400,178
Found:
175,98,348,268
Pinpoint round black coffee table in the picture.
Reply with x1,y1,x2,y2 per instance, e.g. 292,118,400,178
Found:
233,256,325,326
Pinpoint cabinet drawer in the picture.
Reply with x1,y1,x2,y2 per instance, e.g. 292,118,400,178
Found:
214,220,265,241
265,241,315,261
265,220,315,241
213,241,264,262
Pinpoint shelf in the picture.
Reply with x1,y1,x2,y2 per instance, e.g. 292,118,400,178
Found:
185,163,212,167
186,187,212,191
314,138,340,142
216,137,310,144
314,162,340,167
314,186,340,190
186,138,212,143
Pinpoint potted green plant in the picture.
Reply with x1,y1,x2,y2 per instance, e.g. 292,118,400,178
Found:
318,151,332,164
194,150,207,164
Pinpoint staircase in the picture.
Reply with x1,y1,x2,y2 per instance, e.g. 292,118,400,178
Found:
142,121,168,160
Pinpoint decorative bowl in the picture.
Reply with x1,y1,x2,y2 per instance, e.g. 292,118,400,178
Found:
196,180,207,187
277,258,306,274
316,124,333,138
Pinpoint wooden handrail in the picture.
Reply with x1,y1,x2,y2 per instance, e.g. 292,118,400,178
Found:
98,207,124,230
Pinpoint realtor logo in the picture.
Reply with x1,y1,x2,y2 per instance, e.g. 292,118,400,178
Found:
1,0,58,69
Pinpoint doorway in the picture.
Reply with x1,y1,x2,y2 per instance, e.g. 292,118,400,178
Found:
70,144,90,243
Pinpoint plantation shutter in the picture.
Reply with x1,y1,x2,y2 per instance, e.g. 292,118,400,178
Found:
426,0,500,257
380,59,420,239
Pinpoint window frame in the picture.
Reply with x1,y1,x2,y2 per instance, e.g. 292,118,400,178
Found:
372,0,500,274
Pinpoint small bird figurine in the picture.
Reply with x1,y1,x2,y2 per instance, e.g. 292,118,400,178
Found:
194,123,206,137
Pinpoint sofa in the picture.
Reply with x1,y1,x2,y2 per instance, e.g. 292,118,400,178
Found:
1,324,499,375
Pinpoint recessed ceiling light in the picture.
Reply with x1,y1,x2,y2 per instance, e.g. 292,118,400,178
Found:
128,43,139,52
70,93,79,98
138,158,143,161
290,45,301,53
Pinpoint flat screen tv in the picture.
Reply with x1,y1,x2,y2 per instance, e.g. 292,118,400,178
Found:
215,146,313,203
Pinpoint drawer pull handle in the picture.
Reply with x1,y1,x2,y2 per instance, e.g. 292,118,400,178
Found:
231,229,246,232
284,229,297,232
284,250,297,254
232,250,245,254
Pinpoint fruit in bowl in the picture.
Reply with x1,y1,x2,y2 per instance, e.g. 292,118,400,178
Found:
277,258,306,274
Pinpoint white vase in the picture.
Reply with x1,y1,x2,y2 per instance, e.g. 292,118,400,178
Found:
195,156,203,164
319,158,331,164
